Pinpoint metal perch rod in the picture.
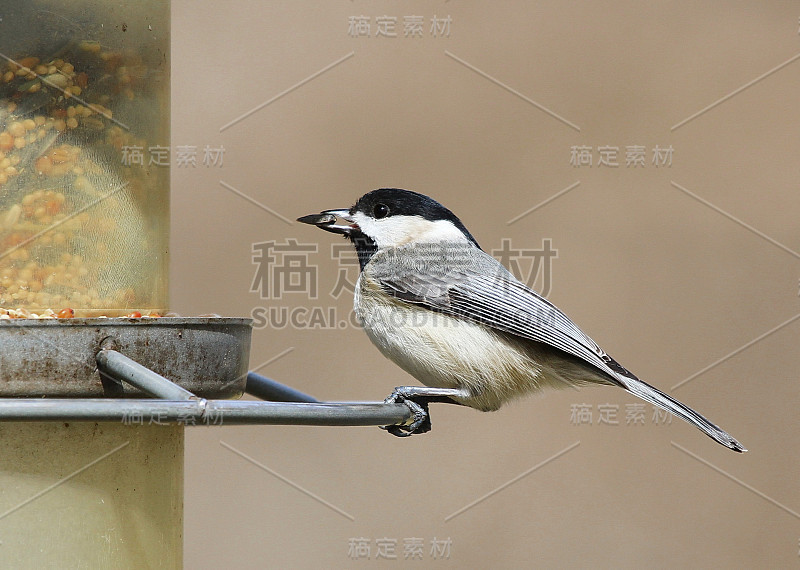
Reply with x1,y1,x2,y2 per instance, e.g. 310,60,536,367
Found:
0,399,413,426
0,349,414,427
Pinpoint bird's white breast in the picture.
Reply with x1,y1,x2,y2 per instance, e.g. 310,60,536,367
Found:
354,273,550,411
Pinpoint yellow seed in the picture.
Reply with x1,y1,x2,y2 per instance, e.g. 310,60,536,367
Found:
44,73,68,88
23,119,35,131
8,121,25,137
69,86,82,96
66,117,78,129
50,147,69,163
54,119,66,131
2,71,13,82
34,65,48,75
94,106,113,119
4,204,21,227
47,65,57,74
62,62,74,74
0,172,7,185
83,117,104,130
27,82,41,93
34,115,45,126
66,106,76,117
5,166,18,176
10,248,27,261
13,137,25,149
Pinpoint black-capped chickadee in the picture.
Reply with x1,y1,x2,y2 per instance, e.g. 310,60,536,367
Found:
298,188,745,452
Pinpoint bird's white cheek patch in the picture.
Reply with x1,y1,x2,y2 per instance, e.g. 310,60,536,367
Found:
353,213,470,249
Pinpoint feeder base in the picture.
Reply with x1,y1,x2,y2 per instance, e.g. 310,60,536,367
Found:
0,422,183,568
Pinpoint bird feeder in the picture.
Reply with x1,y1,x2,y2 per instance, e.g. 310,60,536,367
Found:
0,3,419,567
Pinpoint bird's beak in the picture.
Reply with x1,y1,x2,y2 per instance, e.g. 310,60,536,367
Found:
297,208,360,236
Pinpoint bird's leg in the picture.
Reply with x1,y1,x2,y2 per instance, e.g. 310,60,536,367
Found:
382,386,470,437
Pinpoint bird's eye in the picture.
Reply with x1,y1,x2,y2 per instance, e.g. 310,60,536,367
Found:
373,203,390,219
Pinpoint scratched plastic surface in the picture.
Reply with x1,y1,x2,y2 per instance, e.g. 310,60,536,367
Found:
0,1,170,317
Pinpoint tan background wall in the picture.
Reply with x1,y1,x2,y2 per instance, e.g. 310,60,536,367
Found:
171,2,799,567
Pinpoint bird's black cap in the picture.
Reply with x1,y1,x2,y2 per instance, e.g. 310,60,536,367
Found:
351,188,481,248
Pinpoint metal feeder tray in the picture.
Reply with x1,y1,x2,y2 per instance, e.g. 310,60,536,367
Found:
0,317,416,428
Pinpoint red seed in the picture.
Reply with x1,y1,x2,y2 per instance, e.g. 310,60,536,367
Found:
57,308,74,318
45,199,61,215
126,311,142,318
75,72,89,89
18,57,39,70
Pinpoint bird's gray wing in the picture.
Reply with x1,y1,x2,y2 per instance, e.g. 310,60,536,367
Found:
369,245,628,382
368,245,746,452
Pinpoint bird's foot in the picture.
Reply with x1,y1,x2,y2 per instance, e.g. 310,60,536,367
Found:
382,388,432,436
381,386,469,437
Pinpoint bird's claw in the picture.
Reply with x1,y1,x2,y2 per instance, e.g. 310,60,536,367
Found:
382,387,433,437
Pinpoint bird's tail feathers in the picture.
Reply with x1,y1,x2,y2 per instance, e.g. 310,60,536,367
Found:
614,374,746,453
